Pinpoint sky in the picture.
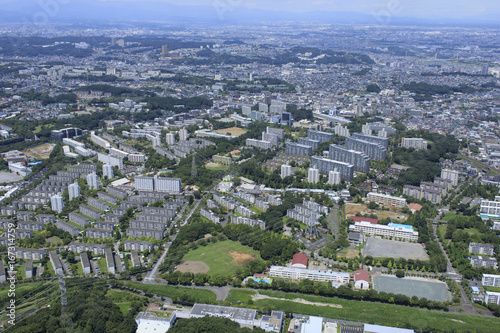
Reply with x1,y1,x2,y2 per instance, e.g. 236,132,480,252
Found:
91,0,498,18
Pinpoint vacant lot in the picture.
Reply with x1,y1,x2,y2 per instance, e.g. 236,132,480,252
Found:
0,171,23,183
345,203,408,221
180,240,262,276
227,289,500,333
214,127,247,137
363,237,429,260
23,143,55,160
373,275,451,302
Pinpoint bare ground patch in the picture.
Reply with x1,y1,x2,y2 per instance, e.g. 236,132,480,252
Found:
23,143,55,160
175,261,210,274
252,293,343,308
229,251,256,265
337,249,359,259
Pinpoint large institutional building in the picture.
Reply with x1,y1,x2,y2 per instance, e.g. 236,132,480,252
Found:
349,222,419,242
269,266,350,287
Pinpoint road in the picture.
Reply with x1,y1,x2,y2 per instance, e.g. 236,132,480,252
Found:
144,192,209,282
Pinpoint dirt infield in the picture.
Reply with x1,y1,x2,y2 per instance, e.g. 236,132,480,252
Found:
23,143,56,160
214,127,247,137
229,251,256,265
175,261,210,274
252,293,343,308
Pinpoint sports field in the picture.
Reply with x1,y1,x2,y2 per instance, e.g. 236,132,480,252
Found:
373,275,450,302
214,127,247,137
363,237,429,260
178,240,262,276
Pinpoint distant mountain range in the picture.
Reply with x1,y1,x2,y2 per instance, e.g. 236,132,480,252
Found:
0,0,498,26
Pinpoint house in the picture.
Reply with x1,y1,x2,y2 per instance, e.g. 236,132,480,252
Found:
353,270,370,290
291,253,309,269
408,203,422,213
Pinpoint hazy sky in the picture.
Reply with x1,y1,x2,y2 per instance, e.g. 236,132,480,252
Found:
93,0,498,18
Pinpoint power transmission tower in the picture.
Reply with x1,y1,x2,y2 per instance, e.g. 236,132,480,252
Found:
58,275,74,332
191,152,197,178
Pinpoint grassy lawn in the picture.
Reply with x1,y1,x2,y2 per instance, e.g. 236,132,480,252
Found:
66,220,85,231
181,240,262,277
438,225,448,239
106,289,147,315
442,213,457,222
484,286,500,292
97,258,108,274
16,262,26,281
46,236,63,246
464,228,482,237
250,206,264,214
0,283,45,300
226,290,500,333
205,164,229,171
75,261,84,276
120,281,216,303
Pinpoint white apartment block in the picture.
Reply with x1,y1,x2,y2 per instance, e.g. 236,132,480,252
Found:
441,169,459,186
308,167,320,184
482,274,500,287
367,192,406,208
401,138,428,150
68,182,80,201
281,164,292,179
90,131,111,149
480,196,500,216
103,164,114,179
328,169,341,185
485,291,500,305
269,266,350,287
349,221,419,241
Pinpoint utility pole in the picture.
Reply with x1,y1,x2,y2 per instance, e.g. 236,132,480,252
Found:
58,275,74,332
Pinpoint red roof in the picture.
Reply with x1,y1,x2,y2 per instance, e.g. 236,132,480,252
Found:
230,150,241,154
354,270,370,282
350,216,378,224
292,253,309,267
408,203,423,211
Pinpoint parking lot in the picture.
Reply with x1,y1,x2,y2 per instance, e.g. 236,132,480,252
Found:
363,237,429,260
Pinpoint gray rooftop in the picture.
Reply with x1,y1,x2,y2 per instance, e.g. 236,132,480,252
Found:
190,303,257,321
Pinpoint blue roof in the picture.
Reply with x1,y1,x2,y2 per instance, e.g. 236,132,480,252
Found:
471,286,480,292
390,223,413,230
